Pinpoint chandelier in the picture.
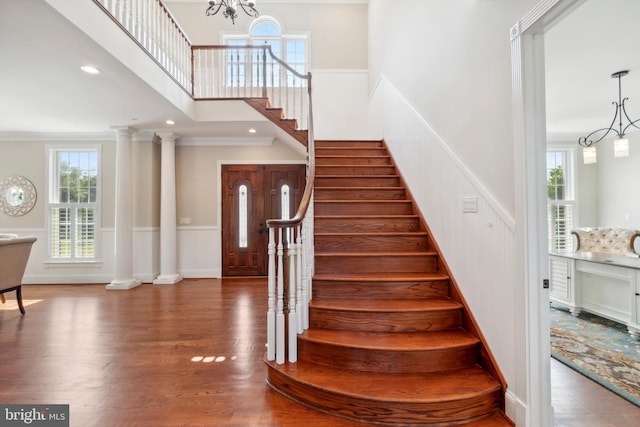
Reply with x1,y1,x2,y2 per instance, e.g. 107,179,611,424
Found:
205,0,259,25
579,70,640,164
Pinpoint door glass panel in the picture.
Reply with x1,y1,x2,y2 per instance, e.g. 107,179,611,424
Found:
239,184,248,248
281,184,290,219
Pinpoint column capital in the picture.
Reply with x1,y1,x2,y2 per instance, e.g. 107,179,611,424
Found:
156,132,181,143
111,126,137,138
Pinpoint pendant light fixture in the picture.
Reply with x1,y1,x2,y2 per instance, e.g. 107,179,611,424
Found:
578,70,640,164
205,0,258,25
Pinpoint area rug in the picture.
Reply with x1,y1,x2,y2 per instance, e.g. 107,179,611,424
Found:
550,303,640,407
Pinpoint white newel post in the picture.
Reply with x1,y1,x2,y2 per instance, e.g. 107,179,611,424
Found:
107,127,142,290
153,132,183,285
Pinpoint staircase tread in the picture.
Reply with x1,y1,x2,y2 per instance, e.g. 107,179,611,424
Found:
316,154,390,158
315,251,437,256
266,359,500,402
301,328,479,350
313,272,449,281
315,231,428,236
315,214,419,218
315,200,411,203
315,186,405,190
310,298,462,312
316,174,400,177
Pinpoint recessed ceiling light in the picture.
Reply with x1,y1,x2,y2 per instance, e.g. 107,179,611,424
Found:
80,65,101,74
166,120,175,125
249,128,257,134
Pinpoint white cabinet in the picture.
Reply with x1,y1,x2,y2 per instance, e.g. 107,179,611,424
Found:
549,255,577,312
549,252,640,340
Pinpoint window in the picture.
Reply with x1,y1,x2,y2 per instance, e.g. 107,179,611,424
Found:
48,147,100,261
223,17,308,88
547,149,575,252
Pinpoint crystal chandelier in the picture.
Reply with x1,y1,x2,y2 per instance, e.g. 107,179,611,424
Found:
205,0,259,25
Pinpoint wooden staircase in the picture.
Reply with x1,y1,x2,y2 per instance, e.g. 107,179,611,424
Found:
245,98,309,146
265,139,513,426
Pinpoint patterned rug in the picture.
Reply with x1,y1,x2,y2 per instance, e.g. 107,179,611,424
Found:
550,303,640,406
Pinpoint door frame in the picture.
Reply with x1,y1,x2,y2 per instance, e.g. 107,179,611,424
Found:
215,159,307,277
510,0,586,425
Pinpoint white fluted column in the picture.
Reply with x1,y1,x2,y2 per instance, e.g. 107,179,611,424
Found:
153,132,183,285
107,127,142,290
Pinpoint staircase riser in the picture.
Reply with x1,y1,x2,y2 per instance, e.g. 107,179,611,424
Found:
315,189,406,200
316,157,391,166
315,234,428,252
309,308,462,332
315,176,401,187
266,369,502,425
314,217,421,232
314,255,438,274
316,166,397,175
315,202,413,215
315,140,384,148
312,280,450,300
298,341,479,373
316,148,388,156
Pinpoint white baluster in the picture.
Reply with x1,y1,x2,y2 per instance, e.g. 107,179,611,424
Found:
288,231,297,362
301,215,310,330
296,225,304,333
267,227,276,361
276,228,285,364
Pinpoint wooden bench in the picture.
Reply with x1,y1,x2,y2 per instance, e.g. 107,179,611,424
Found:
0,235,36,314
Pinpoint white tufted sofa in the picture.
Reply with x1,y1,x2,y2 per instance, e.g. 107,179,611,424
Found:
571,227,640,255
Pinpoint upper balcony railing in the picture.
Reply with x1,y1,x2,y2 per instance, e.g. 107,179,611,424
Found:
93,0,309,131
93,0,314,364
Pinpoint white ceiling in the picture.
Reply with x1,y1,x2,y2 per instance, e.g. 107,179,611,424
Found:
0,0,274,140
1,0,637,140
545,0,640,139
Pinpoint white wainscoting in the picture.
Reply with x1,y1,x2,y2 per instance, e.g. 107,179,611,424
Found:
369,75,521,419
3,226,220,283
2,228,116,284
177,226,220,278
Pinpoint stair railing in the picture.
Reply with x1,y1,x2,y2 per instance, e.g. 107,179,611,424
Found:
93,0,315,363
93,0,193,94
92,1,309,131
266,108,315,364
192,45,309,131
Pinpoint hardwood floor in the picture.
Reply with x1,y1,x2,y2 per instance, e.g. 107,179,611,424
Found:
0,279,638,426
551,358,640,426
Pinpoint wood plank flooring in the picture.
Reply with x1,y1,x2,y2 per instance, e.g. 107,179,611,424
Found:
0,278,638,426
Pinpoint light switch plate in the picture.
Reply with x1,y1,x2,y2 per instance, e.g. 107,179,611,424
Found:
462,196,478,213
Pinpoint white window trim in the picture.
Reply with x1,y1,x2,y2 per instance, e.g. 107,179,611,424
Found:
45,144,102,264
547,143,579,252
222,15,310,71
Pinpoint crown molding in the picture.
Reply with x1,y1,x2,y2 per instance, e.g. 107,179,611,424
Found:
0,132,114,142
177,136,274,146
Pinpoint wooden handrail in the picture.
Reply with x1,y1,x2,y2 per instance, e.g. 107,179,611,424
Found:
267,72,314,229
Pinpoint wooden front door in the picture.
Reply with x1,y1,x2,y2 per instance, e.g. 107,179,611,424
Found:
221,164,305,276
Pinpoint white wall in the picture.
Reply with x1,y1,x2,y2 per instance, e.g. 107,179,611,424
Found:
596,133,640,228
